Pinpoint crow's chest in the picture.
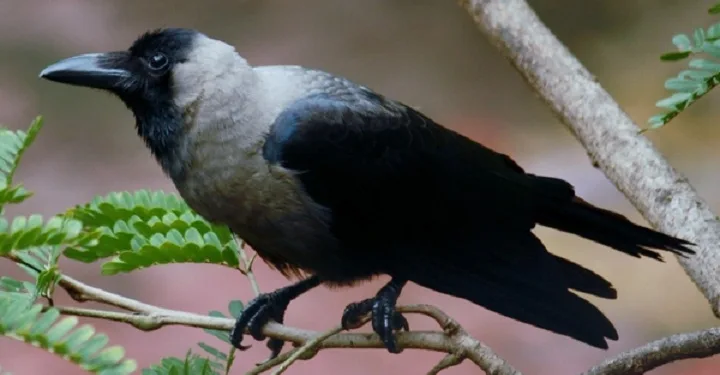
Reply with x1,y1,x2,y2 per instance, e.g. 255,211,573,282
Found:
173,152,279,229
167,130,359,280
177,159,350,277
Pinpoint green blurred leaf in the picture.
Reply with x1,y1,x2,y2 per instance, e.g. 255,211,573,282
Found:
694,28,707,47
98,228,239,275
63,191,238,272
0,298,136,374
708,23,720,40
66,190,193,228
0,216,94,256
655,92,693,110
197,342,227,361
664,77,701,92
660,51,691,61
227,300,243,319
672,34,692,51
35,266,60,300
203,311,231,344
141,351,218,375
0,116,43,211
649,7,720,129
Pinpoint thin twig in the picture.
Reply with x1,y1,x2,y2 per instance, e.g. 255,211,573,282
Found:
398,305,460,335
58,275,174,314
245,349,298,375
427,353,464,375
399,306,516,375
51,305,227,331
235,236,261,297
271,325,346,375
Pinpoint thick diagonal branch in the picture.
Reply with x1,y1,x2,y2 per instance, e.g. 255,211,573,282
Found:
582,328,720,375
459,0,720,314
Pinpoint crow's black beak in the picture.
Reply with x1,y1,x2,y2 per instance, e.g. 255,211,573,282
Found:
39,52,132,91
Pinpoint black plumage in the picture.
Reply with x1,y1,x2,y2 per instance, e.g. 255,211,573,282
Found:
38,27,695,358
262,90,691,349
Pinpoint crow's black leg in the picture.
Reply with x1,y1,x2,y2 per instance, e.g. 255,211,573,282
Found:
230,275,321,359
341,278,409,353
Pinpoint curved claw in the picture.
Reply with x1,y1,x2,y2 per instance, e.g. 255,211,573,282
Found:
246,302,273,341
230,293,289,352
371,298,407,353
340,279,409,354
394,312,410,332
230,294,271,351
229,277,322,359
341,298,375,330
263,309,287,359
266,338,285,360
230,294,270,351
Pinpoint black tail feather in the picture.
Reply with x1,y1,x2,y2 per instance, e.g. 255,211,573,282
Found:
395,233,620,349
532,176,695,259
401,250,619,349
551,254,617,299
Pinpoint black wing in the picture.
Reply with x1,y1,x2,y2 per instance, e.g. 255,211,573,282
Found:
262,91,554,246
262,89,693,259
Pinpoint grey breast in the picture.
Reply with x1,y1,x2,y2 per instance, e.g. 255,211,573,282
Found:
169,65,358,275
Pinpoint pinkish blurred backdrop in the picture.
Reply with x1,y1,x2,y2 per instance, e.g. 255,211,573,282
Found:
0,0,719,374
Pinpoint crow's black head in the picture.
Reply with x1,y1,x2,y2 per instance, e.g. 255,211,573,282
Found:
40,28,203,162
40,28,253,175
40,28,198,106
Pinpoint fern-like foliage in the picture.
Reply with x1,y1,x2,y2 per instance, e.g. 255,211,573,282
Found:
141,352,217,375
197,300,242,374
649,3,720,129
0,116,42,211
0,276,36,310
64,190,240,274
0,215,92,256
0,117,250,374
0,215,95,301
0,118,138,373
0,297,137,375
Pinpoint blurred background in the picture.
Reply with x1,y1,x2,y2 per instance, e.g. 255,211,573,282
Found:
0,0,718,374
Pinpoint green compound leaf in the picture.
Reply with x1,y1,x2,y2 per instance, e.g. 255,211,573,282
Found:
66,190,193,229
0,297,136,374
649,7,720,129
0,215,94,256
63,190,240,274
141,351,218,375
0,116,43,211
100,228,239,275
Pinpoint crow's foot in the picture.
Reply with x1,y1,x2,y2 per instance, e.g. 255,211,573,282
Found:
340,278,408,353
230,276,321,360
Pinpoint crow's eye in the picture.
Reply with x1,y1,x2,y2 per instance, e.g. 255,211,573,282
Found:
148,53,169,71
